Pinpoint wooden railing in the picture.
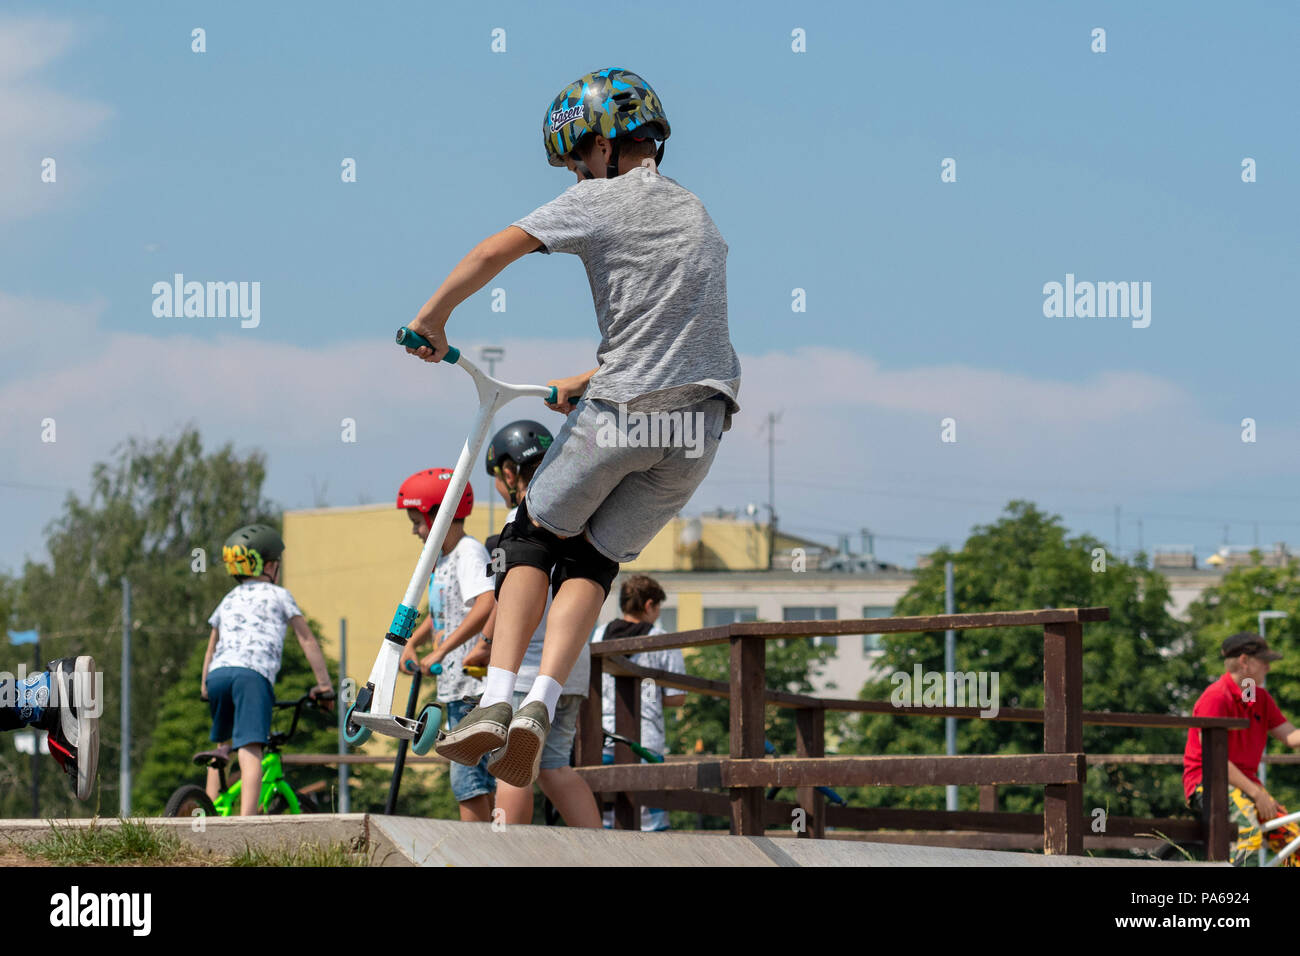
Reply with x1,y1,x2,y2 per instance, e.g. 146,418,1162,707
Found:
572,607,1246,859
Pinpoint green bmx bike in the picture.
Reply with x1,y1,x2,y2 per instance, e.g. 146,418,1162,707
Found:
163,689,335,818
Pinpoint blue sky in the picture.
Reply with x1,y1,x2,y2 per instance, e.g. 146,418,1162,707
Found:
2,0,1298,572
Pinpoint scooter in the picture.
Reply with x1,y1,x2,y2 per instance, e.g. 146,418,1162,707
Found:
342,327,563,756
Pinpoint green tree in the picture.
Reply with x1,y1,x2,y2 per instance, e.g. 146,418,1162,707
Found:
839,501,1201,821
0,427,276,817
1184,556,1300,809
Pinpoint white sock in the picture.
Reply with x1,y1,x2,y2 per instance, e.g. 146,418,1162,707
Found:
521,675,563,721
479,666,517,708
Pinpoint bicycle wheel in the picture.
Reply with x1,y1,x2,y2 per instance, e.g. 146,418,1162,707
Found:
164,784,217,819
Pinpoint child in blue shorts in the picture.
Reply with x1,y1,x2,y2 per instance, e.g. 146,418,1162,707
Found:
203,524,334,816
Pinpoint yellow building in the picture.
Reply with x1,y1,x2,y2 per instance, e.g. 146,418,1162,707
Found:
282,502,799,654
280,501,829,771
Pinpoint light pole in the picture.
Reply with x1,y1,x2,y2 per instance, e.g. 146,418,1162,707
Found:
1258,610,1288,865
944,561,956,811
479,346,505,536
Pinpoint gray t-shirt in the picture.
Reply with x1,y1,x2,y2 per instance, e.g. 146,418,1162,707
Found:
511,169,741,429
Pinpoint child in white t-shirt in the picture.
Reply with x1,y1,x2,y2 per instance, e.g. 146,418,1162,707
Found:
203,524,334,816
394,468,496,821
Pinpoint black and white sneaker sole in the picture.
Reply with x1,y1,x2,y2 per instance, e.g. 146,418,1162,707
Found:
486,716,546,789
56,656,98,801
434,721,507,767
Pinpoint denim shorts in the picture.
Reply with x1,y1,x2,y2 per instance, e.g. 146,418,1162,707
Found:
445,699,497,802
512,691,582,770
525,396,726,563
207,666,273,751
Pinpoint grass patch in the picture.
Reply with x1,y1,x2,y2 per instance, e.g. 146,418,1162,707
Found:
11,821,372,868
18,819,210,866
228,840,372,867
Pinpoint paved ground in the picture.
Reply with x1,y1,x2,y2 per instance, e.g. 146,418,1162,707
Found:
0,816,1220,866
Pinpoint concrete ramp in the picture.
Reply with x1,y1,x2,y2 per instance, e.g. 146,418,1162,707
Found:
368,817,1201,867
0,816,1215,867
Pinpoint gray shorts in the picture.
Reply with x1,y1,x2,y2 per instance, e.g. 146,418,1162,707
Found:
526,396,726,563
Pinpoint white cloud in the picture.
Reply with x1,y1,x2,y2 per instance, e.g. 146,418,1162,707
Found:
2,296,1295,567
0,17,112,222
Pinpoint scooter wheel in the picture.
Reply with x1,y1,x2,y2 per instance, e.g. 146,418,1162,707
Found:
410,703,442,756
343,702,372,747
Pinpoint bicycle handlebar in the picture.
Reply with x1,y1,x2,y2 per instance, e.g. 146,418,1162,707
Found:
271,690,336,743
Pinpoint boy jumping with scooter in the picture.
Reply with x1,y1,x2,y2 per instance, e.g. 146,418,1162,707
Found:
405,67,740,788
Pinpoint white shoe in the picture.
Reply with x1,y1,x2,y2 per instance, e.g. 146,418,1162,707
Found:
45,656,100,802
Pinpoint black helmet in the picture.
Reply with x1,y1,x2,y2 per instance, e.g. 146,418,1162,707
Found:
222,524,284,578
485,421,553,476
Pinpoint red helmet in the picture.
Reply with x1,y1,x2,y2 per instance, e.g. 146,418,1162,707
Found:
396,468,473,521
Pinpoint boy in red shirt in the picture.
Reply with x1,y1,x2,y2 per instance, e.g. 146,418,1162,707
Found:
1184,632,1300,864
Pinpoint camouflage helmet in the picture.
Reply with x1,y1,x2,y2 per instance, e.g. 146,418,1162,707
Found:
222,524,284,578
543,68,670,170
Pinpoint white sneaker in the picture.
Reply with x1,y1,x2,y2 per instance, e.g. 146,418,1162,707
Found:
45,656,100,802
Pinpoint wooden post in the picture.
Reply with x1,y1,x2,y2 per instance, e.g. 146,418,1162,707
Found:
795,707,826,839
729,635,767,835
1201,727,1231,862
1043,621,1084,855
613,672,640,830
576,656,604,769
978,785,998,812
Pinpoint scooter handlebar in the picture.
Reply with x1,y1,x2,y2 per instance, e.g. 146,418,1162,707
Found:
396,326,460,365
402,659,443,676
396,325,568,405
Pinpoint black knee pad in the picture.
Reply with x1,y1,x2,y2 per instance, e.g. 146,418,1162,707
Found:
494,499,564,599
551,532,620,599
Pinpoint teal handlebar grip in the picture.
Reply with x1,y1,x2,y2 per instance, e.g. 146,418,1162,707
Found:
404,660,443,675
396,326,460,365
547,386,579,407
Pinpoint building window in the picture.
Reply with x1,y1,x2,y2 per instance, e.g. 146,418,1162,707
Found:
862,606,894,656
657,607,677,632
702,606,758,627
783,606,839,649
